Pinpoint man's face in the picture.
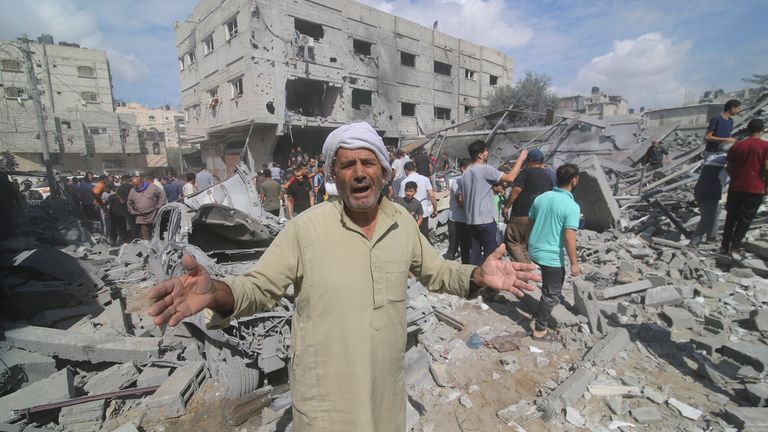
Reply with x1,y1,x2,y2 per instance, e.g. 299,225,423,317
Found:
404,188,416,200
334,148,385,212
131,177,141,187
729,105,741,116
310,159,316,167
294,170,304,181
480,149,490,163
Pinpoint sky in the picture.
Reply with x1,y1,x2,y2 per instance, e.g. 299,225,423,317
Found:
0,0,764,111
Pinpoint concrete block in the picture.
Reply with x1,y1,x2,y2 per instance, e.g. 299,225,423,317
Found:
520,290,583,328
690,335,730,356
3,325,160,363
644,286,683,308
572,156,620,231
0,348,56,394
745,383,768,407
600,280,653,300
661,307,696,330
545,368,595,414
583,328,630,363
144,361,206,420
84,363,139,395
724,407,768,431
574,284,600,334
0,367,75,422
429,362,455,388
8,247,102,290
606,396,628,415
630,406,663,424
720,342,768,372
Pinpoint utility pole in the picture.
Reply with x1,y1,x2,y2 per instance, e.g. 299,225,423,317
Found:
19,34,57,197
175,119,184,173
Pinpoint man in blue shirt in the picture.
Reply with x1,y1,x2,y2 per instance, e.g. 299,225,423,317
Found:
705,99,741,155
528,164,581,343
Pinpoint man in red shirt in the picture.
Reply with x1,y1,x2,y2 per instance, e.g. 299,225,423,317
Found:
722,119,768,259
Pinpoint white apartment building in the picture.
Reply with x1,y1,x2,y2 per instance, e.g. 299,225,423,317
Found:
176,0,514,176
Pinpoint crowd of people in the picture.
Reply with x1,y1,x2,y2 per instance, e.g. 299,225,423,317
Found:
66,163,221,244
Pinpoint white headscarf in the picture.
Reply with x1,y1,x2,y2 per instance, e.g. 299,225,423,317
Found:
322,122,391,179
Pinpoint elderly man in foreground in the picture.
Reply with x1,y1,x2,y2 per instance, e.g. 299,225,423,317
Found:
148,122,540,432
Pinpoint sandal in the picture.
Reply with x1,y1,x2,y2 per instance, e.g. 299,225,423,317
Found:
531,331,562,343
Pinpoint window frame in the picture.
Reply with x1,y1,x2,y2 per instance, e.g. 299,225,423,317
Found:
400,51,416,68
434,60,452,76
464,69,476,81
1,59,22,72
81,91,99,103
225,16,239,41
401,102,416,117
202,34,215,55
77,65,96,78
434,106,452,120
229,76,244,99
4,87,26,99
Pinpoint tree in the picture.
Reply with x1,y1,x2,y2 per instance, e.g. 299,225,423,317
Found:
1,151,19,171
742,73,768,89
479,71,559,127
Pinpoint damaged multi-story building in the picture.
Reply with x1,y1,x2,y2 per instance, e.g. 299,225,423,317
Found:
0,35,146,173
176,0,514,177
115,102,189,170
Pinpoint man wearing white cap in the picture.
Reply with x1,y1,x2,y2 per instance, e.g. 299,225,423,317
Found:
147,122,540,432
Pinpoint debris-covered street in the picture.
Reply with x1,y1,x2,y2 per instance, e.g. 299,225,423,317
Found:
2,90,768,431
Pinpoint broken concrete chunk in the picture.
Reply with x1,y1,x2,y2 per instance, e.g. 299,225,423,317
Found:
497,399,534,425
636,323,671,343
630,406,663,424
643,386,666,404
565,406,586,427
724,407,768,431
667,397,702,420
745,383,768,407
544,368,595,414
750,309,768,332
606,396,629,415
429,362,455,388
661,307,696,330
720,341,768,372
644,286,683,308
137,367,172,388
144,361,206,420
0,348,56,395
58,399,104,432
600,280,653,300
583,327,630,363
0,367,75,422
84,362,139,395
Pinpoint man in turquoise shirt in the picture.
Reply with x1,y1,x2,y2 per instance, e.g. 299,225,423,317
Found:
528,164,581,342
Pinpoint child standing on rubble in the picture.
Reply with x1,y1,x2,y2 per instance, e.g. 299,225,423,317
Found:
395,181,424,228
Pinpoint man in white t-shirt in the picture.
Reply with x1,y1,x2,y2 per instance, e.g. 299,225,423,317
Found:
398,161,436,241
390,150,411,194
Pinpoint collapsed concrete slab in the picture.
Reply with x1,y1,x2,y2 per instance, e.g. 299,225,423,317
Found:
571,156,621,232
0,348,57,395
2,325,160,363
724,407,768,431
84,362,140,395
720,342,768,372
0,367,75,422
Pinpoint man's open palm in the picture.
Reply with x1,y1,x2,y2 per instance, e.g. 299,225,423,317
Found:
148,255,216,327
478,244,541,297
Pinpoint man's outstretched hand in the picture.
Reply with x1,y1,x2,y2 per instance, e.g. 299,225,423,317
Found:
474,244,541,297
147,255,233,327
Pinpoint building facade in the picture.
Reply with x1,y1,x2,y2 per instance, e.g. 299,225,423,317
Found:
115,102,187,168
0,36,141,173
176,0,514,177
560,88,628,118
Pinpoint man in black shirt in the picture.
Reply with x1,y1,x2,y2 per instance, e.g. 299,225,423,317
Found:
502,149,556,263
116,175,137,241
286,166,314,218
644,140,669,170
413,148,433,179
